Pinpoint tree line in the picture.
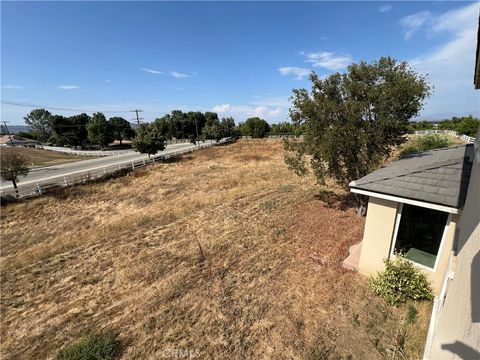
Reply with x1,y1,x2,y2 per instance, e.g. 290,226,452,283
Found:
14,108,292,152
17,109,135,149
407,115,480,137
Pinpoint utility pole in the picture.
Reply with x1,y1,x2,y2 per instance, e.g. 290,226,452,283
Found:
3,121,14,146
195,117,199,140
130,109,144,125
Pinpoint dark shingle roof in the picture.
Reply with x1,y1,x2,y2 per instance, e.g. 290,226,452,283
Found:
350,144,474,209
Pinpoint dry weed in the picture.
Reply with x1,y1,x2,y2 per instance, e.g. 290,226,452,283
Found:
0,140,430,359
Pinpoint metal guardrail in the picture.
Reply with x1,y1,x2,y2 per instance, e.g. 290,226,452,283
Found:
414,130,476,143
1,138,233,200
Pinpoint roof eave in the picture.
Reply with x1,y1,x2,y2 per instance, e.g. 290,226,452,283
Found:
349,187,462,214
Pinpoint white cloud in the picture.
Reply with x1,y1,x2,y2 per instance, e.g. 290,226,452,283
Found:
212,104,232,113
278,66,310,80
303,51,353,70
58,85,79,90
400,11,431,39
212,103,286,121
141,68,164,74
408,2,480,118
2,85,23,89
379,4,392,13
170,71,191,78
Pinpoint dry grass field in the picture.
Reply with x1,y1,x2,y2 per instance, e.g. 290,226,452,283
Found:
0,147,90,168
0,139,431,359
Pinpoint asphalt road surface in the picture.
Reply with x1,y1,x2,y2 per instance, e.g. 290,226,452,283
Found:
0,142,197,190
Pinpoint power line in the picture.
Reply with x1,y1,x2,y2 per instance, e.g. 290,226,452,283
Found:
1,100,132,114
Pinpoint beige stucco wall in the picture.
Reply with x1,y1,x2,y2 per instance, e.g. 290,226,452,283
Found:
429,135,480,359
357,197,398,276
358,196,459,295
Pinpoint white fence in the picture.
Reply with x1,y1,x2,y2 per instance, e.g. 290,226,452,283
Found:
2,138,234,200
35,145,132,156
414,130,475,143
35,139,191,157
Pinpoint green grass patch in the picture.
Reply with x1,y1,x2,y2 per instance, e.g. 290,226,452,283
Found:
400,134,452,158
56,331,120,360
405,304,418,325
278,184,294,193
261,199,277,211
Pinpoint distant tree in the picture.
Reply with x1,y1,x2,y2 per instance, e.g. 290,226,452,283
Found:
220,117,236,137
108,117,134,145
242,117,270,138
132,123,166,157
438,115,480,137
67,113,90,146
407,120,435,133
50,115,73,146
270,122,304,136
87,112,114,148
154,111,208,141
23,108,53,141
205,112,220,126
202,118,223,142
0,152,30,196
284,57,431,204
187,111,207,138
15,131,41,140
154,115,175,139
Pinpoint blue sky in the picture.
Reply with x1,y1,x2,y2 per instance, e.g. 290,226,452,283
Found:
1,1,479,125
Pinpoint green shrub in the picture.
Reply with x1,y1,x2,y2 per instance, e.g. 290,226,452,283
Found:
405,304,418,325
400,134,451,158
56,331,120,360
369,255,434,306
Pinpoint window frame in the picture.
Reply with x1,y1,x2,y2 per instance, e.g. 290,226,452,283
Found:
389,202,452,272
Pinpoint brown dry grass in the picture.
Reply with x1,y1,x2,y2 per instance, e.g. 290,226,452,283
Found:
0,147,91,168
0,139,430,359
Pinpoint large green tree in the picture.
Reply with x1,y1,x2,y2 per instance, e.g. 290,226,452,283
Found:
284,57,431,195
108,117,134,145
87,112,114,148
132,123,166,157
50,113,89,147
202,118,223,142
23,108,53,141
220,117,236,138
241,117,270,138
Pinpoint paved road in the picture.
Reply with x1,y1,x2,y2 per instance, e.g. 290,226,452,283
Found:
0,142,198,190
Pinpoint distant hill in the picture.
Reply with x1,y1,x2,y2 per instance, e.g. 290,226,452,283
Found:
3,125,30,134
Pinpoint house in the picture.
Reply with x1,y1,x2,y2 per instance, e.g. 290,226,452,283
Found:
345,18,480,358
0,135,38,147
345,130,479,359
347,144,475,294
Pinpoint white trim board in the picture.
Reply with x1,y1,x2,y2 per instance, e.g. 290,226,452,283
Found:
350,188,461,214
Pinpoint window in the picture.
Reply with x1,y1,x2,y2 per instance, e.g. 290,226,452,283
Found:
392,204,450,269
